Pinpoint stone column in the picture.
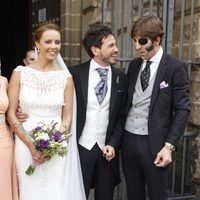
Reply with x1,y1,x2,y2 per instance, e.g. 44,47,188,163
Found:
60,0,82,66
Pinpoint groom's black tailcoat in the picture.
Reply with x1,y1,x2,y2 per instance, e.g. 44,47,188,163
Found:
69,60,127,195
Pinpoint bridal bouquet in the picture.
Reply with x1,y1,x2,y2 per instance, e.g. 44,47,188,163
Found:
25,121,71,175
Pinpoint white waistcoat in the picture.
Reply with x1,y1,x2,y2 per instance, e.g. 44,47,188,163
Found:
78,76,110,150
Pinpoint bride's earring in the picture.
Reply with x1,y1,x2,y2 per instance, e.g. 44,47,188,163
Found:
35,46,40,53
34,47,39,60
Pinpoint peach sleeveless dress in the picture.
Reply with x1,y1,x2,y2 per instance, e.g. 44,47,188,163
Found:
0,76,18,200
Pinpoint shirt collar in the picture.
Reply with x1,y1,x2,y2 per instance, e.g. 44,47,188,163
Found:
149,46,163,63
90,59,111,71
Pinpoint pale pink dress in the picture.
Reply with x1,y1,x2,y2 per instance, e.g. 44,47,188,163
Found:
0,76,18,200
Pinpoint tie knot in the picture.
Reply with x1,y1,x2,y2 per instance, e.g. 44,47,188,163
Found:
142,60,152,72
146,60,152,66
96,68,108,79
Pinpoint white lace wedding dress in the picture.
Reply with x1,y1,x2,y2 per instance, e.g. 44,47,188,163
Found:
14,66,86,200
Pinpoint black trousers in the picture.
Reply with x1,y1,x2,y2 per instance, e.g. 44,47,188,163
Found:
78,143,115,200
121,131,169,200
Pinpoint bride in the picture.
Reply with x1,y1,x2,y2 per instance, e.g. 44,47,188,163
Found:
7,23,86,200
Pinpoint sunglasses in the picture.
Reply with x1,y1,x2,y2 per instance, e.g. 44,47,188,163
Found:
137,38,148,45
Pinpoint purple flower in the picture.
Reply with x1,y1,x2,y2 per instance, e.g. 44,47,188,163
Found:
35,126,42,131
40,140,49,148
54,131,61,141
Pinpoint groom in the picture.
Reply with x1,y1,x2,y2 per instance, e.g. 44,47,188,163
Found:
69,24,127,200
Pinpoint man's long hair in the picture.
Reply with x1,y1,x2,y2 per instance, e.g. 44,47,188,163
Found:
131,16,164,44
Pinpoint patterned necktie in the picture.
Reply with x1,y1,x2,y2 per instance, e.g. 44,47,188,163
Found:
94,68,108,104
140,61,152,91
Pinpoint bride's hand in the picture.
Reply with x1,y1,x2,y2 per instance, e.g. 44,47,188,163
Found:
42,155,51,162
28,143,45,164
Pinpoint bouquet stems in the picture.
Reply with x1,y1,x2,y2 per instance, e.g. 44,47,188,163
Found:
25,164,36,175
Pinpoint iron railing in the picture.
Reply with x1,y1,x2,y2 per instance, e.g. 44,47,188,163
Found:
101,0,196,199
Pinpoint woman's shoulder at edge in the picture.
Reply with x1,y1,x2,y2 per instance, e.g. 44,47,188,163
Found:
0,75,8,82
0,76,8,88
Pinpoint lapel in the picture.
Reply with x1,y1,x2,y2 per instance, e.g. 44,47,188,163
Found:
79,61,90,106
109,66,119,118
127,58,143,110
149,53,168,114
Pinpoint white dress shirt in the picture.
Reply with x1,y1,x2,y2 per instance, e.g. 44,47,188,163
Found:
142,47,163,82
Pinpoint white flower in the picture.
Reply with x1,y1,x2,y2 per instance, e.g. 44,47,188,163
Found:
61,141,68,148
37,133,50,141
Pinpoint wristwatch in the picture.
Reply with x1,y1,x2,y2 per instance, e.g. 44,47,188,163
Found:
165,142,175,151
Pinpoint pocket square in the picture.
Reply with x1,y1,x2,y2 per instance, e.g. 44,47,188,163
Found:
116,76,119,84
160,81,169,89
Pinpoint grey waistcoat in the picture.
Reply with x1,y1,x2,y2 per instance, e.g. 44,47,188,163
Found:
125,69,157,135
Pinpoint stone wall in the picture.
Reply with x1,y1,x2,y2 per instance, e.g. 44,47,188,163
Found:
173,1,200,197
61,0,112,64
81,0,112,62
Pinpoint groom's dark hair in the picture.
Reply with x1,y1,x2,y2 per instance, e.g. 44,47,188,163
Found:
83,23,113,58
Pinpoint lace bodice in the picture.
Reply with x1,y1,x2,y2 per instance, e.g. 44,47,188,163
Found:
15,66,71,118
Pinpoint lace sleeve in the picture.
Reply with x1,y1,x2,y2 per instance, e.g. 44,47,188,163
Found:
14,65,24,72
63,69,72,78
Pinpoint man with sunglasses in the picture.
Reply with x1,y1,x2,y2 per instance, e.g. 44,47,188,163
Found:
121,16,190,200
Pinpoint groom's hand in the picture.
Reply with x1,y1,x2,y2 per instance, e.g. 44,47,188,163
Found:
103,145,115,161
16,107,29,122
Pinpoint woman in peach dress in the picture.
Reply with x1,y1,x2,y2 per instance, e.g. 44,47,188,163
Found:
0,75,18,200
